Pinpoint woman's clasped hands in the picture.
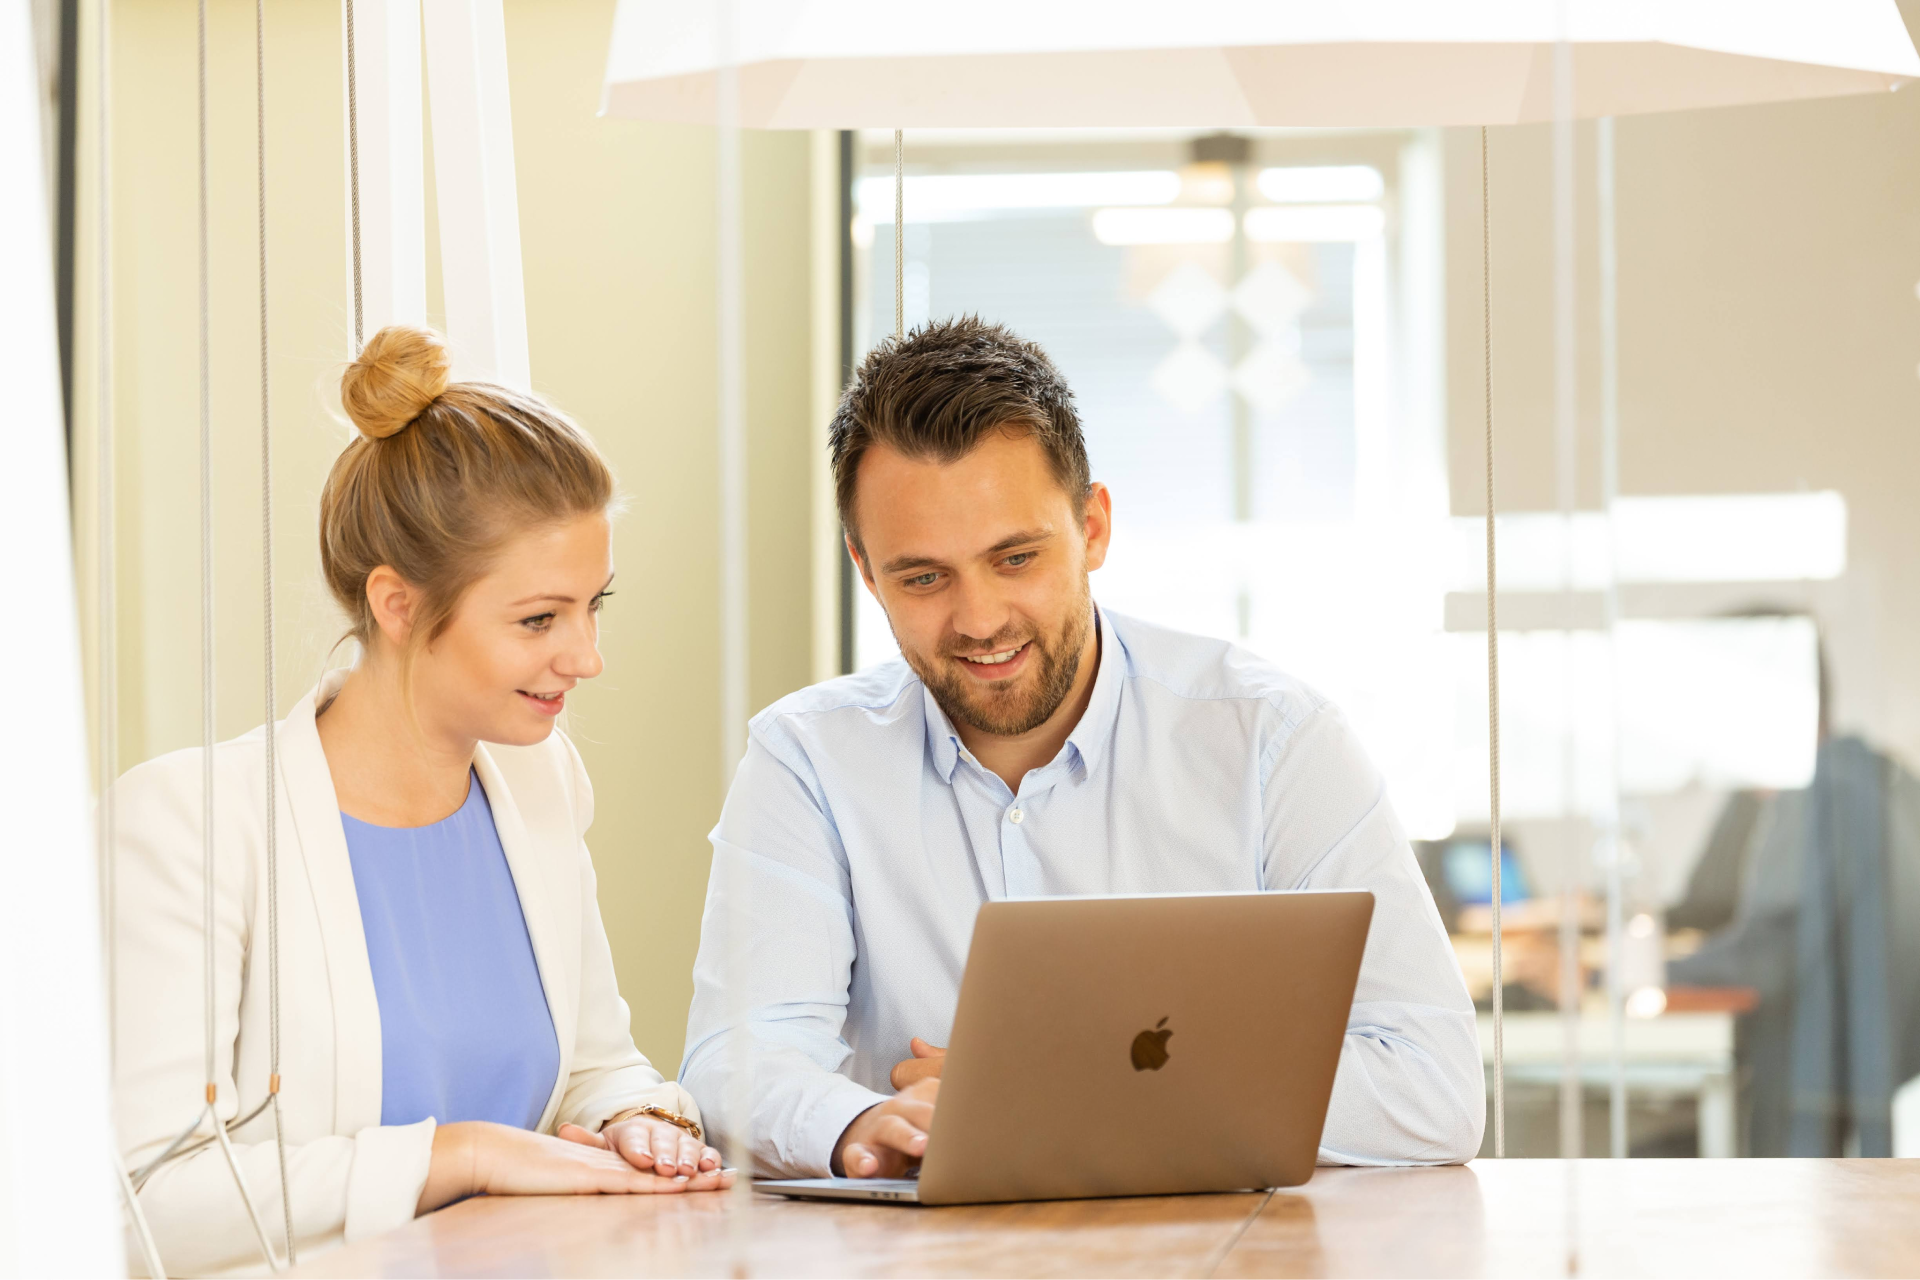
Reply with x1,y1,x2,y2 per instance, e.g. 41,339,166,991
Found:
417,1117,733,1213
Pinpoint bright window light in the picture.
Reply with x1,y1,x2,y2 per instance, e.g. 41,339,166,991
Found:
1257,165,1385,203
1450,617,1822,820
1244,204,1386,243
858,170,1180,223
1447,492,1848,591
1092,206,1235,245
1615,492,1847,583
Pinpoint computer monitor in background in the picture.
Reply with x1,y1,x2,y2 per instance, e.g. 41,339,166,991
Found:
1442,838,1530,906
1414,835,1528,935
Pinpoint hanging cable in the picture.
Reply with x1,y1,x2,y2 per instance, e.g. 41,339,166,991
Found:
1482,124,1505,1160
95,0,116,1087
256,0,296,1258
198,0,216,1129
893,129,903,339
94,1,165,1272
198,1,283,1265
345,0,363,352
1597,114,1627,1161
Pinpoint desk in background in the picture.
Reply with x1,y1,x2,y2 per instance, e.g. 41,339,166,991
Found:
292,1159,1920,1278
1481,1009,1736,1157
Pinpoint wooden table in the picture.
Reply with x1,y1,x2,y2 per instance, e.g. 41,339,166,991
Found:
292,1159,1920,1278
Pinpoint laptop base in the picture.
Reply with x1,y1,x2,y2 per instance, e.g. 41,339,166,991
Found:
758,1177,923,1203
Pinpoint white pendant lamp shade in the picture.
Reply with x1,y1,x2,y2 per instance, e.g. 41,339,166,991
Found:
602,0,1920,128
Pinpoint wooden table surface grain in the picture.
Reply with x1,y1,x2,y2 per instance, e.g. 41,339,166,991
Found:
290,1159,1920,1279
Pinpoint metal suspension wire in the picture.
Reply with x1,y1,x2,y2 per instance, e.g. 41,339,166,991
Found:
198,0,215,1129
1551,31,1581,1167
345,0,363,353
714,0,756,1263
197,0,283,1266
1481,123,1505,1160
93,0,164,1271
257,0,296,1256
1597,115,1628,1161
892,129,902,338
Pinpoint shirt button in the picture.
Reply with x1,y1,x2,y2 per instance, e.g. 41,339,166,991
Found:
1009,807,1024,824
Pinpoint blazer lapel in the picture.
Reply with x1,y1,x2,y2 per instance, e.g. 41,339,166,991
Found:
279,672,386,1134
473,743,574,1128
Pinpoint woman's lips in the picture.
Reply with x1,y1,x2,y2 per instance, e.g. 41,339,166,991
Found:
518,690,566,716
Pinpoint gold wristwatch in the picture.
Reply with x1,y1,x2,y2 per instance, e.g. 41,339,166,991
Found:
609,1105,703,1141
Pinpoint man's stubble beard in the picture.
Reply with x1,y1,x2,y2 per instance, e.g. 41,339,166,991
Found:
898,578,1094,738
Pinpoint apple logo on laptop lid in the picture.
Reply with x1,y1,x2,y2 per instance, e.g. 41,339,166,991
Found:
1130,1017,1172,1071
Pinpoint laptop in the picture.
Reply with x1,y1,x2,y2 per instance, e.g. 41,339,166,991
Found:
760,888,1373,1205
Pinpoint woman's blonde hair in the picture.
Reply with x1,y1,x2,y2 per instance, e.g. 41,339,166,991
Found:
321,325,615,662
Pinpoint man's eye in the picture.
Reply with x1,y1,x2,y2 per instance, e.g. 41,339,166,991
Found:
1004,553,1034,568
907,573,939,588
520,613,555,631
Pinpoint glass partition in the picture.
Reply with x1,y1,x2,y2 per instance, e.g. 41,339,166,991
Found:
848,123,1920,1159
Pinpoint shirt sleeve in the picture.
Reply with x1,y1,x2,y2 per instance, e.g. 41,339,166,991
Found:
1260,702,1486,1165
679,725,887,1178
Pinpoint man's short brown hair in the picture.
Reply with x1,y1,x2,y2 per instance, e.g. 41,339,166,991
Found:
829,316,1090,547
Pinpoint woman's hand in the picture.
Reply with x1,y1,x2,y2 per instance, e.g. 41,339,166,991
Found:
416,1120,733,1214
559,1117,725,1181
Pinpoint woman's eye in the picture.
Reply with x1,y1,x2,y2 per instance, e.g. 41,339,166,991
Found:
589,591,614,613
520,613,555,632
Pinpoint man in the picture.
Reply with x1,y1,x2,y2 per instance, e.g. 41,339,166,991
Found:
682,318,1484,1179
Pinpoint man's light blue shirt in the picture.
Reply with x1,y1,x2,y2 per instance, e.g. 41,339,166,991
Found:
682,608,1485,1177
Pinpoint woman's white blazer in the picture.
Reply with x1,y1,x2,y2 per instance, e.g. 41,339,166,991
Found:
113,672,694,1276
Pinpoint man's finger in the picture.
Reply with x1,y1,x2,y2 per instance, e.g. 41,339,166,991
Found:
890,1056,937,1090
909,1037,946,1059
842,1142,879,1178
871,1113,929,1158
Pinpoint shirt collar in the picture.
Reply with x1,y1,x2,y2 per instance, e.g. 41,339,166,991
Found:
923,683,965,783
1064,606,1123,781
920,605,1123,786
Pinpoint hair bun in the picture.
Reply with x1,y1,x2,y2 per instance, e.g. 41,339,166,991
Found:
342,325,453,440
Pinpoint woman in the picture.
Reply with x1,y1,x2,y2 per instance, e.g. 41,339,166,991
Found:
114,326,730,1276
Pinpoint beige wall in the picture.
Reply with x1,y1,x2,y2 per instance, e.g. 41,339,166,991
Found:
71,0,823,1072
76,3,1920,1074
1441,83,1920,774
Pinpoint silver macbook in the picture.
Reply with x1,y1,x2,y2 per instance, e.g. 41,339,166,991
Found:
760,889,1373,1205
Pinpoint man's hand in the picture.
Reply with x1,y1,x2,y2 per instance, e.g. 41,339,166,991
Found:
831,1077,938,1178
888,1037,947,1090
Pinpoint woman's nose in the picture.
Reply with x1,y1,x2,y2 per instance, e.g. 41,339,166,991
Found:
555,622,604,680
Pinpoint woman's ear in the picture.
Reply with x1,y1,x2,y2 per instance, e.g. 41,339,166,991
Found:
364,565,417,649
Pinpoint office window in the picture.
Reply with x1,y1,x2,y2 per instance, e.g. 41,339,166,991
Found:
851,130,1458,837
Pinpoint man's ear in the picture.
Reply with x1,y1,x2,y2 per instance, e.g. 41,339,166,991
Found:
1082,482,1113,573
364,565,418,649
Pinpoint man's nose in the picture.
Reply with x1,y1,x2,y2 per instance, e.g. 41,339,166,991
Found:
947,572,1014,646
